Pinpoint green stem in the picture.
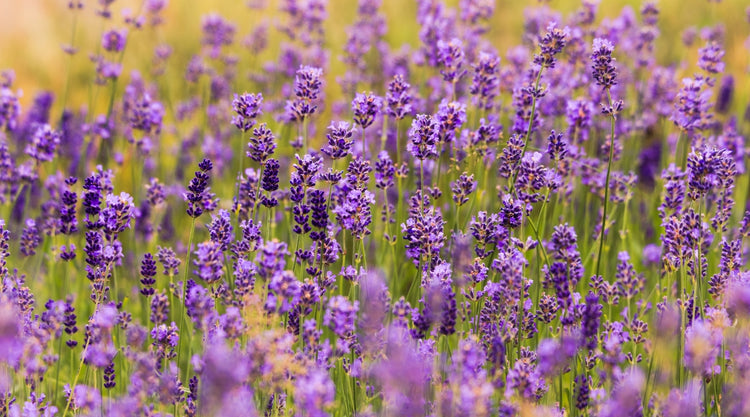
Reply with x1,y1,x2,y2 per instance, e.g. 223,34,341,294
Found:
178,217,196,382
594,88,616,279
509,68,544,195
251,163,264,221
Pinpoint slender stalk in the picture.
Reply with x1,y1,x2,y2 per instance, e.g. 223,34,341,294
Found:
251,163,264,221
594,88,616,279
419,159,425,215
509,68,544,195
362,127,367,158
177,217,196,382
54,335,64,404
236,131,245,219
181,218,197,302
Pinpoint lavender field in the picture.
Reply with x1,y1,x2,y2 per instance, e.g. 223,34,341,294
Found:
1,0,750,416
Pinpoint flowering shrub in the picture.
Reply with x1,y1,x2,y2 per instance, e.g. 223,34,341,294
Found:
1,0,750,416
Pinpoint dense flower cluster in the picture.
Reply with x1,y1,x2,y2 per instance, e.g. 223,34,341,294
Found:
0,1,749,416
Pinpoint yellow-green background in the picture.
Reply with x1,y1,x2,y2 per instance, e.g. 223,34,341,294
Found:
2,0,747,114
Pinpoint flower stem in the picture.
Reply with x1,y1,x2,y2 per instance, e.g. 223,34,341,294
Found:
594,88,616,279
509,68,544,195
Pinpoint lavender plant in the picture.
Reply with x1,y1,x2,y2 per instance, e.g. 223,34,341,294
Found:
0,1,749,416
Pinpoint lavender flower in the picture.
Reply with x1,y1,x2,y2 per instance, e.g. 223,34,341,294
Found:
0,79,21,131
686,146,728,200
697,41,725,75
151,322,179,368
324,295,359,337
451,173,476,206
351,91,382,130
294,368,334,417
407,114,439,160
193,241,224,284
246,123,276,163
59,177,78,235
207,209,233,251
157,246,181,276
684,317,724,377
261,159,280,207
101,192,135,236
438,38,466,83
385,74,412,120
19,218,40,257
333,189,375,239
598,370,645,417
128,93,164,134
374,151,395,190
321,121,354,160
25,124,61,162
265,270,301,314
436,100,467,144
533,22,569,69
201,13,236,57
715,75,734,113
102,29,127,52
470,51,500,110
0,296,23,365
672,77,713,133
402,207,446,266
72,385,101,414
140,253,157,296
591,38,618,89
581,292,602,350
255,239,289,279
286,65,323,122
185,159,213,218
150,291,169,325
231,92,263,132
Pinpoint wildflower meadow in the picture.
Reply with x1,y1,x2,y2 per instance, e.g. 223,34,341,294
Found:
1,0,750,416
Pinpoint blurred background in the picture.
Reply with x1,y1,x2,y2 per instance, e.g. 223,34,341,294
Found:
1,0,747,116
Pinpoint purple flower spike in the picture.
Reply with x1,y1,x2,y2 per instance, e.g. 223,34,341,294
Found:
451,173,476,206
591,38,618,89
352,91,382,130
247,123,276,163
407,114,439,160
385,74,412,121
698,41,725,75
322,121,354,160
470,51,500,110
102,29,127,53
232,92,263,132
265,270,301,314
193,240,224,284
294,368,335,417
140,253,157,296
286,65,323,122
324,295,359,337
438,37,466,83
581,292,602,350
533,22,569,69
25,124,61,162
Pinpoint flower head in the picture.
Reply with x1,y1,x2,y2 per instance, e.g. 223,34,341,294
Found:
407,114,439,160
102,29,127,52
534,22,569,69
352,91,382,130
193,240,224,284
386,74,412,120
231,92,263,132
438,37,466,82
591,38,617,89
25,124,61,162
